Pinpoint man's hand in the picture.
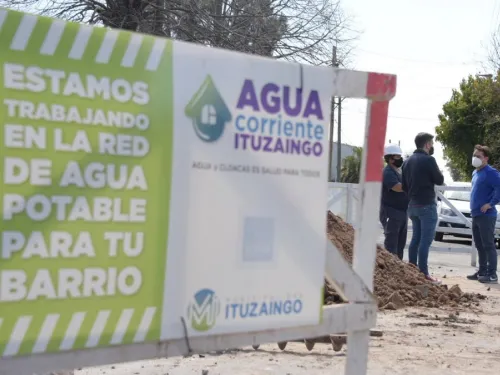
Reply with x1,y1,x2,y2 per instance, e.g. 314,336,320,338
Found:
481,203,492,213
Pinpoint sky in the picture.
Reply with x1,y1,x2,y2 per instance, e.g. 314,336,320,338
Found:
338,0,499,182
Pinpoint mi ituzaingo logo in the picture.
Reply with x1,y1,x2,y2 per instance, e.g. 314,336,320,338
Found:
187,288,221,332
186,288,304,332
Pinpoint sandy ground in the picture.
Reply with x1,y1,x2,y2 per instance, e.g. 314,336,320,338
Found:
73,247,500,375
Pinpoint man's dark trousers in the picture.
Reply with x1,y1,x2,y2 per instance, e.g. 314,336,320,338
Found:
472,215,498,276
380,206,408,260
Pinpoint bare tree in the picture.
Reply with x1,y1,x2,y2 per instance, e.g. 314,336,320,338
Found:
488,31,499,72
2,0,357,66
487,27,500,73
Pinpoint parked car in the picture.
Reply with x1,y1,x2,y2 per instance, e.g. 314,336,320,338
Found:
435,182,500,247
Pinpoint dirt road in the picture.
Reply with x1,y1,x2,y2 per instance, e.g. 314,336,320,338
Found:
76,253,500,375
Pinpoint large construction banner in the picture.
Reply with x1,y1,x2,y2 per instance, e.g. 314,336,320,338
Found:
0,8,330,357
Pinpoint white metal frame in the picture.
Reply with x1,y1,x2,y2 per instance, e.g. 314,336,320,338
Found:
328,184,484,267
434,185,500,267
327,182,359,226
0,49,396,375
434,186,477,266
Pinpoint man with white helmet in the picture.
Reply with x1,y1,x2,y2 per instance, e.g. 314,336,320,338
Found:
380,143,409,260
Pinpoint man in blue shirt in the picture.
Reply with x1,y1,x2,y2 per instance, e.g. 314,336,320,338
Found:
380,144,409,260
467,145,500,284
402,133,444,284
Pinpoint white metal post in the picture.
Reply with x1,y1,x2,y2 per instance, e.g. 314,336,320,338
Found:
347,102,377,375
346,184,353,225
471,235,477,267
433,186,479,261
346,72,396,375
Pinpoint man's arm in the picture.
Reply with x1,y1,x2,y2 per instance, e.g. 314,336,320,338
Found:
384,169,403,192
401,162,408,192
489,169,500,207
429,157,445,186
392,182,403,192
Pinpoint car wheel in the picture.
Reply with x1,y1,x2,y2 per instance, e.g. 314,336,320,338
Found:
434,232,444,242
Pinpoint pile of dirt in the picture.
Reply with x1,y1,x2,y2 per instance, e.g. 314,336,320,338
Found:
324,211,486,310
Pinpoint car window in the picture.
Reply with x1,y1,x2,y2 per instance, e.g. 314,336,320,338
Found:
444,190,471,201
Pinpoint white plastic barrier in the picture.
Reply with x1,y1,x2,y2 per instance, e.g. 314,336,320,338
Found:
0,8,396,375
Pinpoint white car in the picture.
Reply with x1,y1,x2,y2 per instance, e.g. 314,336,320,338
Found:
435,182,500,245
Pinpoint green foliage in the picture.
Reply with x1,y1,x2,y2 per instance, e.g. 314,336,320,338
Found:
339,146,362,183
436,74,500,180
446,161,464,182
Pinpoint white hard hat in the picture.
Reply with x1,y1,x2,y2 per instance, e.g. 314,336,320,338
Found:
384,144,403,156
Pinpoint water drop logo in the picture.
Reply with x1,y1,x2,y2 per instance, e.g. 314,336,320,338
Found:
187,288,221,332
185,75,232,142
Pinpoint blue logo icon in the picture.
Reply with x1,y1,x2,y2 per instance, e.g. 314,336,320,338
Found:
186,288,221,332
185,75,232,142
